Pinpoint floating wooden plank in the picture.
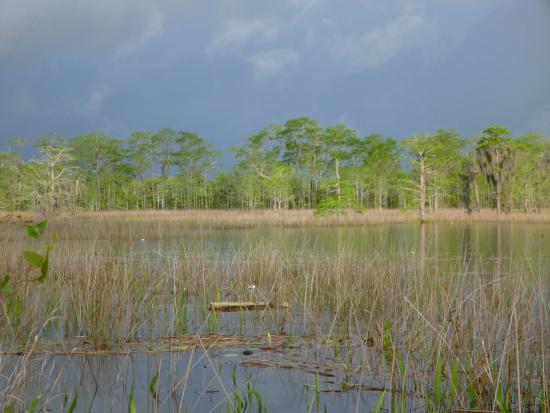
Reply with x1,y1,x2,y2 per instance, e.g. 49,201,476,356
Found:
0,214,33,224
209,301,289,312
452,411,502,413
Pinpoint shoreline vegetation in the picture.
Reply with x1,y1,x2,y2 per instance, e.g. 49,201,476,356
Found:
2,122,550,221
4,208,550,228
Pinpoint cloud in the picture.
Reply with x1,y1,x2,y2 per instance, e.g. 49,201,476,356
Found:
287,0,322,25
247,49,299,79
114,3,165,58
83,85,114,119
0,0,165,61
332,11,428,70
208,17,281,55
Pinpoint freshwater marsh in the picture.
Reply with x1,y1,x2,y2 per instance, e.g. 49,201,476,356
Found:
0,214,548,412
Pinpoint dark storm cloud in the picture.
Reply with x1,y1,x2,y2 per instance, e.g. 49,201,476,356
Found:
0,0,549,158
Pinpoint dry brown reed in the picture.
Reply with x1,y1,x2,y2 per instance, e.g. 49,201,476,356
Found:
6,208,550,230
71,208,550,227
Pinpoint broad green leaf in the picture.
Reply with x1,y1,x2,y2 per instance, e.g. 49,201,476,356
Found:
149,373,159,400
26,225,39,239
1,274,13,296
26,221,48,239
35,220,48,234
23,251,44,268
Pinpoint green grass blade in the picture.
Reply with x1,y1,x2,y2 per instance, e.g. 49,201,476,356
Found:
27,395,41,413
67,394,78,413
374,391,385,413
434,355,443,409
128,384,137,413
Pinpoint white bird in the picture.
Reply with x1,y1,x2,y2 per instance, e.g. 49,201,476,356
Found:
247,284,256,299
140,238,145,242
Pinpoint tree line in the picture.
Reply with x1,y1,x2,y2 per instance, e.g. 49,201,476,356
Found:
1,118,549,217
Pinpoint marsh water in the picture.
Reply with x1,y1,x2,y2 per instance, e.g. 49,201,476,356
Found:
2,222,550,412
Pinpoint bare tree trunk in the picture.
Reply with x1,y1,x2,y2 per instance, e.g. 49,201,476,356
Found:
95,150,101,211
419,156,426,222
495,180,502,215
335,157,341,199
419,222,426,276
523,181,531,214
474,180,480,212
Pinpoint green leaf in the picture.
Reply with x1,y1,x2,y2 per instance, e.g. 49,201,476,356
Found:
67,394,78,413
1,274,13,296
3,401,15,413
496,381,510,413
315,373,321,395
36,251,49,283
26,225,39,239
128,384,137,413
28,395,41,413
23,251,44,268
26,221,48,239
252,389,264,413
539,388,547,413
35,220,48,234
433,355,443,409
383,320,393,349
451,359,460,397
149,373,159,401
374,391,385,413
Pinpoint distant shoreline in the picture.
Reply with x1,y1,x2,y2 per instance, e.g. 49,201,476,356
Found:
4,208,550,228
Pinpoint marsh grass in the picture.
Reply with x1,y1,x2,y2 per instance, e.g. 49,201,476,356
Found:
6,208,550,233
0,216,548,411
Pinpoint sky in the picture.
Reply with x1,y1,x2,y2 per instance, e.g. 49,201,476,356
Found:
1,0,549,162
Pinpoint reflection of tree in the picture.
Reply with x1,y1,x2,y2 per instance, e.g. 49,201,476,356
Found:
462,224,472,267
419,223,426,277
492,223,502,282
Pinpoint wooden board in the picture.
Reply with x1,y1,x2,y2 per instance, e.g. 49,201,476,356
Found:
209,301,290,312
0,214,33,224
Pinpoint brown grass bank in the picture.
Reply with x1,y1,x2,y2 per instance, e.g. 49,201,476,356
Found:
17,208,550,228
